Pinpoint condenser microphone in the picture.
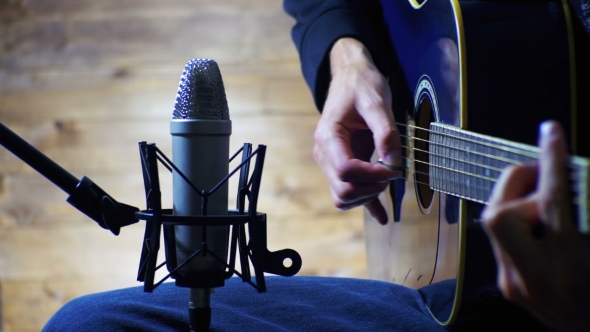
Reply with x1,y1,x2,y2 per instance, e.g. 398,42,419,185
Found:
170,58,231,331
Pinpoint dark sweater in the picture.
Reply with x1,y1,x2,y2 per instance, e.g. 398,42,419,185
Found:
284,0,590,113
283,0,397,112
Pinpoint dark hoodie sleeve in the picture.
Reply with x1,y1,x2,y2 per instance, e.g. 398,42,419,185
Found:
283,0,396,112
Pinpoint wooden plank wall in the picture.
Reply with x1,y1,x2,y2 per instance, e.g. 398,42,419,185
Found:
0,1,366,330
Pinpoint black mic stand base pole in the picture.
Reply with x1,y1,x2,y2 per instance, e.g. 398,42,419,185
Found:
189,288,211,332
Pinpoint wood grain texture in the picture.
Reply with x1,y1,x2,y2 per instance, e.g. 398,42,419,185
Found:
0,0,368,330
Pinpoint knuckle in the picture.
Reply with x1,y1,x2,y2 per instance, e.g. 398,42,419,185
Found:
538,195,559,210
314,128,327,146
334,184,357,203
503,164,521,177
500,282,522,303
538,196,566,223
481,205,499,224
312,145,322,163
482,207,510,234
333,200,349,211
334,163,354,182
378,126,398,143
358,95,386,113
503,164,533,182
332,194,351,210
497,271,523,303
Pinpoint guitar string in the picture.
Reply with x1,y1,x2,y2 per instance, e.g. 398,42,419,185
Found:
390,176,584,207
399,134,533,165
404,169,494,194
346,124,586,207
395,154,583,189
402,144,506,173
406,166,583,196
401,156,581,190
396,143,583,182
408,156,496,181
390,165,583,206
396,123,540,159
401,124,588,170
396,135,584,176
400,124,589,176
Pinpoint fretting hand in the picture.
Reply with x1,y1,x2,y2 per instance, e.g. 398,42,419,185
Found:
481,121,590,331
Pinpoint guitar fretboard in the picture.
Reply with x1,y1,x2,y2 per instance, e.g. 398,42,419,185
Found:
428,123,589,233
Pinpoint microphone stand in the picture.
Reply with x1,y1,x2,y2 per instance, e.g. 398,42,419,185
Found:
0,121,302,331
0,122,138,234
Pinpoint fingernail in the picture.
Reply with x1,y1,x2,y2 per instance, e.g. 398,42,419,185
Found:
540,121,557,138
383,151,400,166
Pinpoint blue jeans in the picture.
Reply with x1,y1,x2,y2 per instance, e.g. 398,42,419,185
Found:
42,276,541,331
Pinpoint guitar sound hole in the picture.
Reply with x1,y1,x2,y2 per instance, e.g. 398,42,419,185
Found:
415,97,434,213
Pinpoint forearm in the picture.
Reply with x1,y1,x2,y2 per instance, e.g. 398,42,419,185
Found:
283,0,395,111
330,38,377,75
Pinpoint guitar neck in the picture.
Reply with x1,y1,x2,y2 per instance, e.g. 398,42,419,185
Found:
425,122,590,233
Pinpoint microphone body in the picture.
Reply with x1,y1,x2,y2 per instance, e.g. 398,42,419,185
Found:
171,119,231,278
170,58,232,332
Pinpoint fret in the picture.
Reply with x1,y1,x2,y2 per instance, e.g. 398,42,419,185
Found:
573,158,590,233
447,126,453,195
474,138,480,196
427,122,590,234
477,135,484,202
455,129,461,194
444,126,451,191
432,124,440,193
446,126,452,195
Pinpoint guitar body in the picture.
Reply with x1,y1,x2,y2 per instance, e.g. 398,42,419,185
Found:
365,0,590,326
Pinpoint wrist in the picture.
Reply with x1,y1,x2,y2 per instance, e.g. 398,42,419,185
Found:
329,38,376,75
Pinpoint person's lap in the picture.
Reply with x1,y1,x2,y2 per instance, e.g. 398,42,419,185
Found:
43,275,550,331
42,276,448,332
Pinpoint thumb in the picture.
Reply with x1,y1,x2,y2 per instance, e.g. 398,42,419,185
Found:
364,106,401,167
355,71,401,167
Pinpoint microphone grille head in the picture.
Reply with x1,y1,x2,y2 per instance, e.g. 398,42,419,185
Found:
173,59,230,120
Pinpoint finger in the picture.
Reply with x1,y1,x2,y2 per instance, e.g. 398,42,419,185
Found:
372,120,402,167
331,190,380,211
354,81,402,167
332,181,389,206
315,124,400,182
537,121,572,232
364,198,388,225
483,164,537,219
336,159,402,182
487,223,528,304
486,212,528,304
315,145,389,206
483,199,540,250
482,199,544,283
496,258,526,304
315,86,357,166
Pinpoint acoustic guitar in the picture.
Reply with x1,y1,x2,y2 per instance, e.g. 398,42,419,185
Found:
364,0,590,326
